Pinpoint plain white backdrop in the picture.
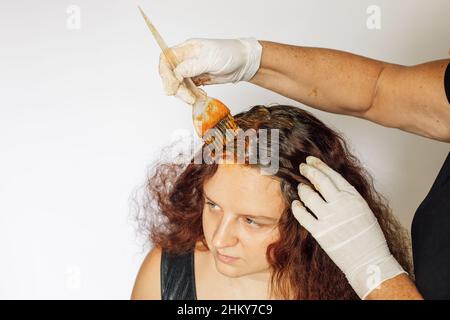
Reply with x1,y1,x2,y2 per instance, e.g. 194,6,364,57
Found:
0,0,448,299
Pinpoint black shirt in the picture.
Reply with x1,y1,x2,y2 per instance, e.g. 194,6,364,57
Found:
160,249,197,300
412,151,450,299
411,62,450,299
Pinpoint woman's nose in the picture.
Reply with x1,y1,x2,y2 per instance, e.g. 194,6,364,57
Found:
212,213,238,249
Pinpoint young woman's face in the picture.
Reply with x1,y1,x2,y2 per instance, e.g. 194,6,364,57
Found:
202,164,286,278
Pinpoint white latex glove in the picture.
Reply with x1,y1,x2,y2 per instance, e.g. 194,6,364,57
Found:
158,37,262,104
291,156,406,299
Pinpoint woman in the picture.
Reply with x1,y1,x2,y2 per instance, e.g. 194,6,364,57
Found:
131,105,415,300
158,37,449,299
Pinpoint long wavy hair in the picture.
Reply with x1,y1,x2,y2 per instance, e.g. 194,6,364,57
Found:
136,104,413,300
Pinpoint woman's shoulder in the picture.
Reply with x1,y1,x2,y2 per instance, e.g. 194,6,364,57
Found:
131,246,162,300
131,244,204,300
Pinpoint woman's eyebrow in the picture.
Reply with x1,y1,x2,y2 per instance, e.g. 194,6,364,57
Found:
203,193,219,205
245,214,278,223
204,192,277,222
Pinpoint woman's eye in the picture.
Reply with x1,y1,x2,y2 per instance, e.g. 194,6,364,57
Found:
245,217,260,227
206,201,220,210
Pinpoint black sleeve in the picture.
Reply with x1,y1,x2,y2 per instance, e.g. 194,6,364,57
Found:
445,61,450,104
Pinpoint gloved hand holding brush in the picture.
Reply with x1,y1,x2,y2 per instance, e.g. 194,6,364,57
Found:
139,7,240,139
159,38,262,105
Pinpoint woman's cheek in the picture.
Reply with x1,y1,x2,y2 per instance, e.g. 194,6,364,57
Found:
240,226,280,251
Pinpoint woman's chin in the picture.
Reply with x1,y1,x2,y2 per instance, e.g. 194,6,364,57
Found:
214,260,243,278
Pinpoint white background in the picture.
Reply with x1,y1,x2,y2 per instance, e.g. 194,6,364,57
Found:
0,0,449,299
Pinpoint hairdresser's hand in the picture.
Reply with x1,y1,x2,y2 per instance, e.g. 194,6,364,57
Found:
158,38,262,104
291,156,406,299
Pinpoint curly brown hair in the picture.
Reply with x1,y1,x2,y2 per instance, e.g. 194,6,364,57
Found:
136,104,413,300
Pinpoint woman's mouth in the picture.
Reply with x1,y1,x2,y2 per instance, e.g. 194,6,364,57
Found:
216,252,239,264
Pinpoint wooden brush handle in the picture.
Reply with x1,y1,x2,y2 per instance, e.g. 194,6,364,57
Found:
137,7,206,102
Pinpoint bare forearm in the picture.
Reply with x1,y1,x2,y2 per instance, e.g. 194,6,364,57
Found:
249,40,388,116
249,41,450,141
364,274,423,300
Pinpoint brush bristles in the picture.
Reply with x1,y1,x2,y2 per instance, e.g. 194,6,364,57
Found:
204,113,239,152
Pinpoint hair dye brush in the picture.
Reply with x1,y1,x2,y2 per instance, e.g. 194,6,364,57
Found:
138,6,238,148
